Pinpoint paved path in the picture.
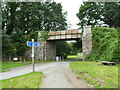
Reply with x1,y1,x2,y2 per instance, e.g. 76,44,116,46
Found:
1,62,61,80
1,61,91,88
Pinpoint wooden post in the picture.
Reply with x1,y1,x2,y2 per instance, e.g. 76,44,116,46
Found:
32,39,35,72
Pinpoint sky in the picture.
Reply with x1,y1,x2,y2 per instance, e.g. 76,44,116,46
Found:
54,0,83,29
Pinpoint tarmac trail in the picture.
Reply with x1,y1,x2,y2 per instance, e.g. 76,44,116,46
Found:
39,61,91,88
1,61,91,88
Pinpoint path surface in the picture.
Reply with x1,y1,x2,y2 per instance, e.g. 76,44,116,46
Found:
1,61,91,88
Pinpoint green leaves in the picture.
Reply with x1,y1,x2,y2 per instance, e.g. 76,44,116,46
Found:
86,27,119,62
56,42,71,58
77,2,120,28
2,2,67,33
40,31,49,41
2,32,16,56
56,41,81,58
2,2,68,59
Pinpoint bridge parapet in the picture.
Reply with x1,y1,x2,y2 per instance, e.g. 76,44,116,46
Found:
47,29,82,40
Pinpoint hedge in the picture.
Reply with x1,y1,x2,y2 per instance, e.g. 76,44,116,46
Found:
86,27,119,62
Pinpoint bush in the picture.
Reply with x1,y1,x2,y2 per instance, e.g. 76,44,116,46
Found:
86,27,119,62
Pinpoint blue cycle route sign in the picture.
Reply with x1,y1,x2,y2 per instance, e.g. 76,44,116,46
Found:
26,39,39,72
26,41,39,47
34,42,39,47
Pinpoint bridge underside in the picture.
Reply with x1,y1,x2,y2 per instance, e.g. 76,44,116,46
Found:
47,38,80,41
36,27,92,61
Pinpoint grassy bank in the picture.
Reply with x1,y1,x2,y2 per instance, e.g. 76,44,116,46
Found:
70,61,118,88
1,72,42,88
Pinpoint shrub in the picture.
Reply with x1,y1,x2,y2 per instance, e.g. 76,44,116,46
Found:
86,27,119,62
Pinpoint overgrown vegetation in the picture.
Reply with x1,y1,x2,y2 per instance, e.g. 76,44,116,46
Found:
70,61,118,88
39,31,49,41
1,72,42,88
86,27,119,62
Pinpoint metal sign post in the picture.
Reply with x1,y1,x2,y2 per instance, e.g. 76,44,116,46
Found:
26,39,39,72
31,39,35,72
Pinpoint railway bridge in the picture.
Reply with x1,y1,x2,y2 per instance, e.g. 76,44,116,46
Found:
35,26,92,61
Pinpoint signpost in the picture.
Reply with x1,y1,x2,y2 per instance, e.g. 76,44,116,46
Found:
26,39,39,72
27,41,39,47
32,39,35,72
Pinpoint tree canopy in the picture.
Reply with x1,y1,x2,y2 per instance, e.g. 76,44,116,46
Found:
2,2,68,34
77,2,120,28
56,41,82,59
1,1,68,59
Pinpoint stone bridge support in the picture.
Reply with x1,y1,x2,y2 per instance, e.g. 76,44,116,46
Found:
46,41,56,60
35,32,45,61
82,26,92,58
36,32,56,61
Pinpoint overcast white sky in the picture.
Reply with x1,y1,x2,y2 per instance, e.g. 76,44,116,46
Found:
54,0,83,29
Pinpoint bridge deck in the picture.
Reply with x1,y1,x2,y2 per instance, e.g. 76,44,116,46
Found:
47,29,82,41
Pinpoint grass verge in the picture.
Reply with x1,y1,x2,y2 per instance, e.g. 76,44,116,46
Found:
1,60,55,71
1,72,42,88
70,61,118,88
1,62,28,70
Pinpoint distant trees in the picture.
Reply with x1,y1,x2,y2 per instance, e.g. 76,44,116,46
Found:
77,2,120,28
56,41,82,59
1,1,68,60
72,40,82,53
56,42,71,58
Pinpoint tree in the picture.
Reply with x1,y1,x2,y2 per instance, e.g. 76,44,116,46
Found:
2,31,16,57
72,40,82,53
2,2,67,34
1,1,68,59
77,2,120,28
56,41,82,59
11,28,28,57
56,42,71,58
2,2,20,35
